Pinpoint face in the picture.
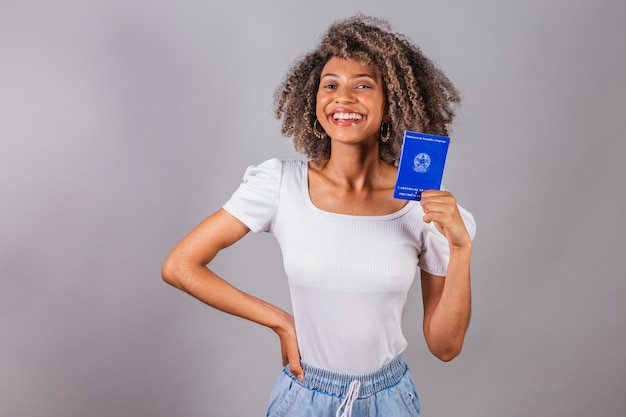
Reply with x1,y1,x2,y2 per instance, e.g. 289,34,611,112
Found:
316,57,386,145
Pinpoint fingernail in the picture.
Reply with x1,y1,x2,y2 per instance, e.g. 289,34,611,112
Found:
297,374,304,382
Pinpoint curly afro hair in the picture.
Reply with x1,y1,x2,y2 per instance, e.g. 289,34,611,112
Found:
274,15,461,166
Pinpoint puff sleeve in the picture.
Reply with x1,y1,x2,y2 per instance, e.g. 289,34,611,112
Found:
222,158,282,233
417,202,476,276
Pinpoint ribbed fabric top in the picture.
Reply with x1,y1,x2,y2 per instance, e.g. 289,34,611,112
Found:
223,158,476,374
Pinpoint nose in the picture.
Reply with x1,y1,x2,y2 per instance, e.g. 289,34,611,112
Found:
335,86,355,104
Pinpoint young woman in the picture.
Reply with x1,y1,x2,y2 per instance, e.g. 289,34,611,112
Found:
162,15,476,417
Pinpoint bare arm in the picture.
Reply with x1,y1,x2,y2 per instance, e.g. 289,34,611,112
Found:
419,190,473,361
161,208,303,380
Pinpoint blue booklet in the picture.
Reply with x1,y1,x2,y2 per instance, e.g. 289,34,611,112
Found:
393,131,450,201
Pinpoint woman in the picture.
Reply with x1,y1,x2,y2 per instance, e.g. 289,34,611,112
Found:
162,15,476,417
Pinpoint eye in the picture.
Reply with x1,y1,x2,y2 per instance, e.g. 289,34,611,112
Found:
323,83,338,89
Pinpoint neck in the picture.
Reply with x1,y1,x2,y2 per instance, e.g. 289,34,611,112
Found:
320,141,388,191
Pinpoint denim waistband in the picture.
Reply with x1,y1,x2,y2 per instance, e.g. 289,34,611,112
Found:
284,356,408,398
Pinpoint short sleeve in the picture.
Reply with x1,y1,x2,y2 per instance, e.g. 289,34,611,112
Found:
222,158,283,233
417,202,477,276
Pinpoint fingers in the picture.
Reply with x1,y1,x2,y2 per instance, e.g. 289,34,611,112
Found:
284,333,303,381
420,190,457,225
280,339,303,380
420,190,471,248
277,322,304,382
288,351,304,382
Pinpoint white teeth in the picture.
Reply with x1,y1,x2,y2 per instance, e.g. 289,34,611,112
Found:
333,112,363,120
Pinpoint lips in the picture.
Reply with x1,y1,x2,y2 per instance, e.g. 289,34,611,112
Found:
328,110,366,127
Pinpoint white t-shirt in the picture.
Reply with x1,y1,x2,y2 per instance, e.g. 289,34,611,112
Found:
223,158,476,374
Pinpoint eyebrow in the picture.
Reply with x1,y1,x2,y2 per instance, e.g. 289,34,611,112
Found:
320,72,376,80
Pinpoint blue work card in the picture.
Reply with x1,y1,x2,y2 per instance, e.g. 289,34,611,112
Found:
393,131,450,201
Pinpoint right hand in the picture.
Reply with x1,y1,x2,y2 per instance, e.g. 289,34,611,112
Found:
274,313,304,381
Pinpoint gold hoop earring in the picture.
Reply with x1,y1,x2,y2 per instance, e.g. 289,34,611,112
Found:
313,119,327,139
380,122,390,143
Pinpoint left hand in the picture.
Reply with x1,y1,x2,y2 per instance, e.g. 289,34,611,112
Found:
420,190,471,249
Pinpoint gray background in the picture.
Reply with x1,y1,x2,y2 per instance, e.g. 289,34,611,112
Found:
1,0,625,416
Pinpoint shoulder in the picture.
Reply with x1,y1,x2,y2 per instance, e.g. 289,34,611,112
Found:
243,158,305,172
244,158,306,180
237,158,308,192
248,157,283,171
224,158,303,233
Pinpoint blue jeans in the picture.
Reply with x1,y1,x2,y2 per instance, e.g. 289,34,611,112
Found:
265,356,421,417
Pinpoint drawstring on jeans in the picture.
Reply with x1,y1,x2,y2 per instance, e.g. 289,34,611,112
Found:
336,380,361,417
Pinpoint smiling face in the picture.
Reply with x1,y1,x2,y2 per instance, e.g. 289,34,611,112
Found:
316,57,386,146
